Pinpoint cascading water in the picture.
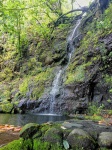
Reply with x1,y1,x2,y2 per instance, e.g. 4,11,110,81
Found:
49,19,82,114
33,18,82,115
67,19,82,58
49,69,62,114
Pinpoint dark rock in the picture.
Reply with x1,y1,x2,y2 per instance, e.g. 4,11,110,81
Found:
18,99,39,112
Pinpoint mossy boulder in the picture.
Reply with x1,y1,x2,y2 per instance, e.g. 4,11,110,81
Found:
44,127,63,144
67,129,96,150
0,139,23,150
20,123,39,139
98,132,112,148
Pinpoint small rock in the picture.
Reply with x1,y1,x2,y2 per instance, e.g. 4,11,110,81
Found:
62,122,83,128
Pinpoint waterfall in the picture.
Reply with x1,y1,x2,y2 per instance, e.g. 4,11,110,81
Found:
49,19,82,114
33,18,82,115
67,19,82,55
49,69,62,114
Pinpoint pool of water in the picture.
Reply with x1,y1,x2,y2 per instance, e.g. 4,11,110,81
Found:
0,113,68,126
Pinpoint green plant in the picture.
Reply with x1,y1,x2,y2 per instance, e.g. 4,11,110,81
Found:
63,140,69,150
107,99,111,103
104,74,112,84
88,103,104,115
109,89,112,93
19,78,29,96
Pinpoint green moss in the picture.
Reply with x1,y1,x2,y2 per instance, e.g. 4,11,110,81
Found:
20,123,39,139
0,139,23,150
88,103,104,115
0,66,14,81
0,103,13,113
40,124,50,134
65,65,85,84
19,78,29,96
84,61,92,67
85,115,103,121
22,139,33,150
13,66,54,100
50,143,63,150
30,67,53,99
31,85,44,99
104,74,112,84
33,139,63,150
108,110,112,115
33,139,50,150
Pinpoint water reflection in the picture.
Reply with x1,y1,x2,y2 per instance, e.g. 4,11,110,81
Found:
0,113,68,126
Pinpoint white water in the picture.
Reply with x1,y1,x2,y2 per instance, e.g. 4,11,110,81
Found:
68,19,82,52
49,19,82,114
49,69,62,113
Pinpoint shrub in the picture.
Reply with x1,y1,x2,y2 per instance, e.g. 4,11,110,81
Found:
88,103,104,115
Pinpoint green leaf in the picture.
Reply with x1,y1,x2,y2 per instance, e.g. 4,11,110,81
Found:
63,140,69,150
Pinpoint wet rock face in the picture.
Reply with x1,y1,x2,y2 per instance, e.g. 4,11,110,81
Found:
99,0,109,12
18,99,40,113
58,32,112,114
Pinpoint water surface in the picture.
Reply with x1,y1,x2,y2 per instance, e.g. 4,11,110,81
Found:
0,113,68,126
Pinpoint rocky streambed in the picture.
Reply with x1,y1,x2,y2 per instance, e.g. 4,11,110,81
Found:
1,119,112,150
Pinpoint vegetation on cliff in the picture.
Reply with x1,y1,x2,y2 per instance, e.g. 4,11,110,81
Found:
0,0,112,114
0,0,73,107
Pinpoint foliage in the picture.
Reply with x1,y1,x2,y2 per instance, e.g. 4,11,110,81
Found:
18,67,53,99
0,0,73,103
0,0,70,58
85,115,103,121
65,65,85,84
63,140,69,150
88,103,104,116
19,78,29,96
0,103,13,113
104,74,112,85
96,3,112,34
